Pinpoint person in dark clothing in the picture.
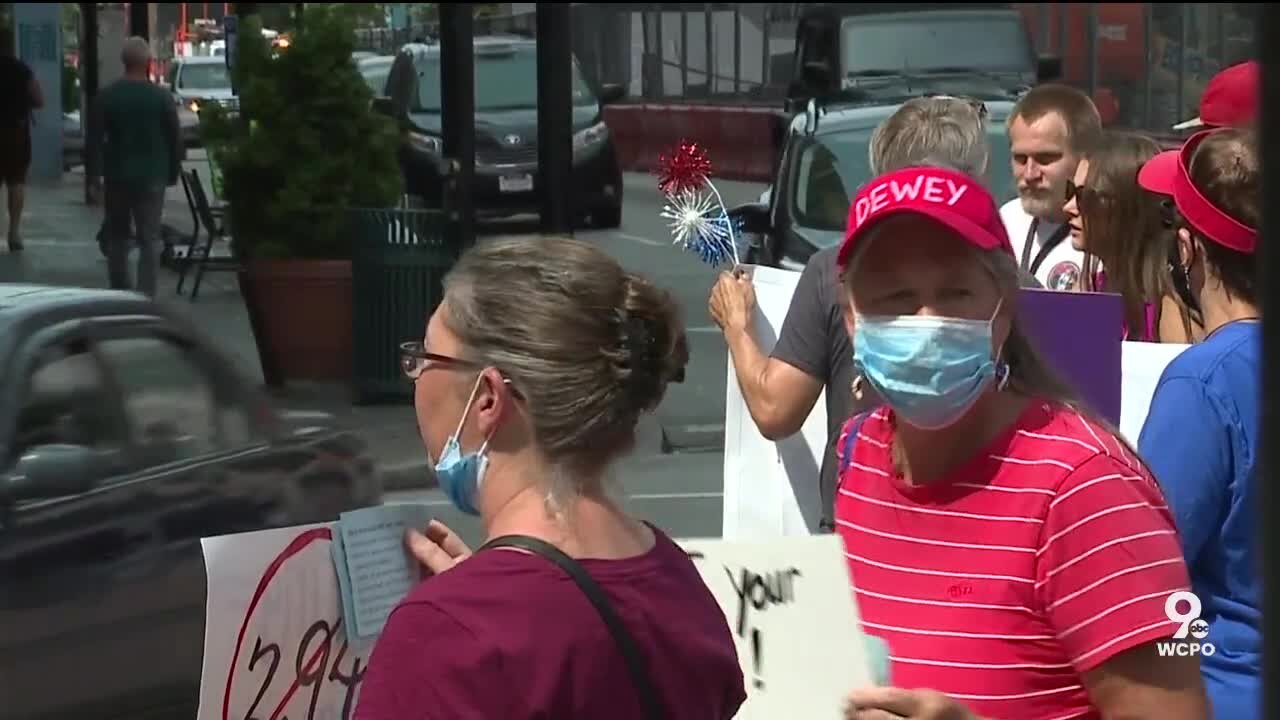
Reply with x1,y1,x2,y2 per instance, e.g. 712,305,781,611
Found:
92,36,181,296
0,32,45,252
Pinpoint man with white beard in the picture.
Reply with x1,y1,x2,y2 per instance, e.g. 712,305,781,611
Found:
1000,84,1101,291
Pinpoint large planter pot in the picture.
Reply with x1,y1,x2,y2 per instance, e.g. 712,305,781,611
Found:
244,259,352,382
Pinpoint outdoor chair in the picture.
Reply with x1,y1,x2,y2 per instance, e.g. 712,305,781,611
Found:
175,168,240,300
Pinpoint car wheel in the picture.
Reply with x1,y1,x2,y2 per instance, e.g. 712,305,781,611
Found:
592,204,623,229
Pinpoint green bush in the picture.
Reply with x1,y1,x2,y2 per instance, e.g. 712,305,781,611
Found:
200,6,402,260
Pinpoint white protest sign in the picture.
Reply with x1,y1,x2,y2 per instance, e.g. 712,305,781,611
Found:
723,264,827,539
680,534,872,719
198,524,367,720
1119,341,1189,444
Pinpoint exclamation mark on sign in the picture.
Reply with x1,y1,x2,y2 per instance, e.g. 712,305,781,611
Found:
752,628,764,689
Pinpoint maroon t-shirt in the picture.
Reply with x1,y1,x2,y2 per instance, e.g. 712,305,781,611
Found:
355,527,746,719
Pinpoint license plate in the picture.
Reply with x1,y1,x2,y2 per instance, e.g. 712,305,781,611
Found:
499,174,533,193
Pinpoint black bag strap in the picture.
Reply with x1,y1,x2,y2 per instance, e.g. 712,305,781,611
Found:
1021,219,1071,276
480,534,664,720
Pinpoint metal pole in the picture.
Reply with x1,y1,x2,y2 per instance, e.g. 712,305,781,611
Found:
1178,3,1189,126
1143,2,1153,129
733,7,741,94
761,9,771,88
1086,3,1098,99
1258,10,1280,719
129,2,149,39
680,9,688,94
536,2,573,235
81,3,100,205
704,4,713,98
439,3,476,248
654,11,664,97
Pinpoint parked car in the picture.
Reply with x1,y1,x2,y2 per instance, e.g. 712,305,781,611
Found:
166,55,237,144
377,36,627,228
0,284,383,720
733,90,1019,271
356,53,395,97
783,3,1060,113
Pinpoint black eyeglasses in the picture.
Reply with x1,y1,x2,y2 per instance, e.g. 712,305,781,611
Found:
398,341,480,380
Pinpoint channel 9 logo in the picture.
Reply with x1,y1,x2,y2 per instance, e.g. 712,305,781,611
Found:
1157,591,1216,657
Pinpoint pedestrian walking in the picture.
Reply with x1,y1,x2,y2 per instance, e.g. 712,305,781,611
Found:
0,32,44,252
93,36,181,296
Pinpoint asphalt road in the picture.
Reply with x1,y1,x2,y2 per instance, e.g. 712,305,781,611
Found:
571,173,767,449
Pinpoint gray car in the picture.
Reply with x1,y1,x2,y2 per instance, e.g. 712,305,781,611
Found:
166,56,236,145
0,284,383,720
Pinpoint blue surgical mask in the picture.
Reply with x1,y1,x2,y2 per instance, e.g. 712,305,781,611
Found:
429,375,493,516
852,304,1004,430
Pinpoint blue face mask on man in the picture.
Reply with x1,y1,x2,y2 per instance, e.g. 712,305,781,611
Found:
852,301,1006,430
429,375,495,516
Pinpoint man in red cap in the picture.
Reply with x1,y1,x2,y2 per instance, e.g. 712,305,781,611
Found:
1172,60,1258,131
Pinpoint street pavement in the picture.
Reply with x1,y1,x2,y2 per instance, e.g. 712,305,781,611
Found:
4,150,768,541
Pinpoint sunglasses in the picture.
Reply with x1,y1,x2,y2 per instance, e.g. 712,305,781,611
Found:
398,340,481,380
1065,180,1109,207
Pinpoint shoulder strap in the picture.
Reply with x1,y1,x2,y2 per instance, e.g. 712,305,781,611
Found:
480,535,664,720
838,411,872,475
1023,220,1072,276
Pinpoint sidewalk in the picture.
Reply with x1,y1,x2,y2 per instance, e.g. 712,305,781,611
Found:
2,162,432,491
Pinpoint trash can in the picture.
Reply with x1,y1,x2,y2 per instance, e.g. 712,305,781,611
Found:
350,207,458,403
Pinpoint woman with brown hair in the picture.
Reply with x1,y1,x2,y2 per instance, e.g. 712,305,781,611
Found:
1061,130,1202,342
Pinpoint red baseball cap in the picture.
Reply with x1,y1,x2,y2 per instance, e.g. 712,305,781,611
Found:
837,166,1012,270
1173,60,1259,130
1138,130,1257,254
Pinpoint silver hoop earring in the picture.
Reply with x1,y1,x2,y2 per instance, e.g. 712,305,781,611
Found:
996,361,1011,391
852,375,866,400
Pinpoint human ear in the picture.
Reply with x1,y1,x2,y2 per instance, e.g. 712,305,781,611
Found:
1176,228,1196,269
475,368,511,435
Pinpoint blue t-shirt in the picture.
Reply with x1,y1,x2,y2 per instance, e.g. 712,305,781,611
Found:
1138,319,1261,720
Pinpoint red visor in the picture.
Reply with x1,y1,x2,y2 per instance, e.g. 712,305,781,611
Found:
838,166,1012,270
1137,130,1257,255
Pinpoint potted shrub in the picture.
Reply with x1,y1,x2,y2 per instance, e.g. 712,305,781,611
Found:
200,6,401,383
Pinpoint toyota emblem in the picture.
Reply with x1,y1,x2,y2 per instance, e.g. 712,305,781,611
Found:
503,134,523,146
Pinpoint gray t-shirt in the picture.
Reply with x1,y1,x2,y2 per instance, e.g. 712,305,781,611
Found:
768,246,1041,531
769,246,876,532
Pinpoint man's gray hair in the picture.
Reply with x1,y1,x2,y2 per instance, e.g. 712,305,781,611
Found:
869,96,990,179
121,36,152,69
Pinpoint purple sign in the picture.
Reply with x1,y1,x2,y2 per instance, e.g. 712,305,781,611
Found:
1016,289,1123,425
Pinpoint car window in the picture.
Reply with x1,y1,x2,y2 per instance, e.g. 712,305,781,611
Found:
94,336,251,464
842,15,1033,75
413,46,595,112
790,121,1018,238
793,131,873,232
360,60,393,96
177,62,230,92
12,340,124,466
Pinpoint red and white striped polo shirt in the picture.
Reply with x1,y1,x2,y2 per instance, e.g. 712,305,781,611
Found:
834,400,1190,720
